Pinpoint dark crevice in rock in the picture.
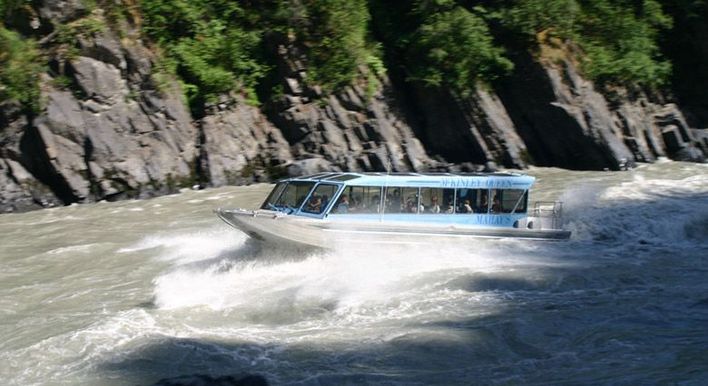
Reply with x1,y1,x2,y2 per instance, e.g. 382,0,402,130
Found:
19,125,79,205
495,49,621,171
83,136,101,200
194,119,210,188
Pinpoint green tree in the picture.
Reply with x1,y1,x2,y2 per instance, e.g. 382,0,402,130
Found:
500,0,672,87
0,27,43,112
141,0,266,112
407,6,513,95
287,0,372,92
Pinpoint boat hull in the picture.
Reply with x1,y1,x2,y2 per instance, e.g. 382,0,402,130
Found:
215,208,571,250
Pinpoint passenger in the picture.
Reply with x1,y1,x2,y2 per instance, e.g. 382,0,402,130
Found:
429,195,441,213
390,189,402,213
491,195,501,213
463,199,474,213
335,195,349,214
479,193,489,213
406,196,418,213
370,195,381,213
445,205,454,214
351,195,362,212
306,195,322,213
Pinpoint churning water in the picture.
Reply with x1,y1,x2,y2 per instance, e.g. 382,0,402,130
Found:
1,161,707,385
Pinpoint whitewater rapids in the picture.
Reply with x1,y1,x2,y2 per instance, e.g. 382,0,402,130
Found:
0,161,707,385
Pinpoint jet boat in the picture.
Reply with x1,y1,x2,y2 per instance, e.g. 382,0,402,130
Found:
215,172,571,249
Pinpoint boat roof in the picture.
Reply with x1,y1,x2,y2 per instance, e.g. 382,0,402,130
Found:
281,172,535,190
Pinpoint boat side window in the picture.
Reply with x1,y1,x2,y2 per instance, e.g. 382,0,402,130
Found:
302,183,338,215
260,182,287,210
455,188,488,214
384,187,419,213
334,185,382,214
420,188,455,214
498,189,527,213
273,181,316,210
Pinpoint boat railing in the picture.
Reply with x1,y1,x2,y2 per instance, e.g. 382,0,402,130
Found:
528,201,563,230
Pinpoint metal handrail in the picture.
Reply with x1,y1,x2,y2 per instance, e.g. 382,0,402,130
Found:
529,201,564,229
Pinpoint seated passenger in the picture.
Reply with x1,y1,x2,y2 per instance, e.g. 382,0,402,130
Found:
335,195,349,214
390,190,402,213
477,194,489,213
351,195,362,212
445,205,454,214
405,196,418,213
463,199,474,213
305,195,322,213
429,195,441,213
370,195,381,213
491,195,501,213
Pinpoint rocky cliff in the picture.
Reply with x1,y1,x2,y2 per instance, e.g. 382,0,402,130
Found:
0,1,705,212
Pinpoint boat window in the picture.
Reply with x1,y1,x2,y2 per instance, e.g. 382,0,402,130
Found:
273,181,316,210
302,184,338,215
333,185,382,214
492,189,527,213
260,182,288,210
419,188,455,214
315,173,339,180
455,188,489,214
325,174,360,182
384,187,420,213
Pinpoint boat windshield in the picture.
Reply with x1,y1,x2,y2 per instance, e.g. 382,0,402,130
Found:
261,182,287,210
262,181,316,211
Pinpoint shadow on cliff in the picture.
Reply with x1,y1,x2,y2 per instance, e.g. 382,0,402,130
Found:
97,193,708,385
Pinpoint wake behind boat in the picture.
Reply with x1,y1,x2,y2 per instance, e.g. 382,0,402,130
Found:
215,172,571,249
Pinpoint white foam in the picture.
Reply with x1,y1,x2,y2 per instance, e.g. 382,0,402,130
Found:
117,227,247,265
151,240,563,318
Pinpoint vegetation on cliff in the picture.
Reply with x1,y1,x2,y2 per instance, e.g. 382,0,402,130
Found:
0,0,700,114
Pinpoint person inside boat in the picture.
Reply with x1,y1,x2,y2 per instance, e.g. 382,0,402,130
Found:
335,194,350,214
390,189,402,213
462,199,474,213
305,195,323,214
478,192,489,213
491,195,501,213
429,195,441,213
405,195,419,213
371,195,381,213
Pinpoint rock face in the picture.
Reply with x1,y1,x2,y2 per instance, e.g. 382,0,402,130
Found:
496,51,705,170
0,5,706,212
263,42,437,175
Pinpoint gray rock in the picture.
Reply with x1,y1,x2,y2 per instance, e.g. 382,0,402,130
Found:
287,157,337,177
37,0,87,22
200,96,292,186
69,56,127,103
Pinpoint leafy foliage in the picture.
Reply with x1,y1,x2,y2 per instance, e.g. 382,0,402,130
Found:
500,0,673,87
0,27,43,112
370,0,513,96
291,0,372,92
407,7,513,95
140,0,266,112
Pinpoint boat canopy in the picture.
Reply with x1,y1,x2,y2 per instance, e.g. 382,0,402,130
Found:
288,172,535,190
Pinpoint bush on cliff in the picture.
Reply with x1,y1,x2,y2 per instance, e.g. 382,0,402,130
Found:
500,0,672,87
141,0,266,113
370,0,513,97
406,6,513,96
279,0,372,92
0,27,43,113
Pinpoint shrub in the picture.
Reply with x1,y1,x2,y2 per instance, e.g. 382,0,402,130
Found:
141,0,266,112
501,0,672,87
0,27,43,113
407,7,513,96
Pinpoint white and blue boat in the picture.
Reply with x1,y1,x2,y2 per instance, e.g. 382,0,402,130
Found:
215,172,570,249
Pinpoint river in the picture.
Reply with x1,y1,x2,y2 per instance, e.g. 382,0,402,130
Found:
1,161,707,385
